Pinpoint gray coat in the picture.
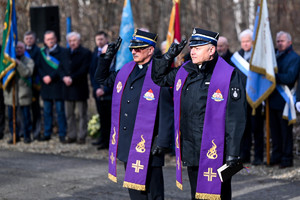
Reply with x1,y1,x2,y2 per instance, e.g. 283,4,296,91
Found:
4,55,34,106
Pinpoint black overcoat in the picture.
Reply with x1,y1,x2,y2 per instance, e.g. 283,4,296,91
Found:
63,46,91,101
38,45,69,100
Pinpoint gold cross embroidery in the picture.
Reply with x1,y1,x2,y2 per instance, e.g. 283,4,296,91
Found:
132,160,144,173
203,168,217,182
177,157,180,170
110,152,115,164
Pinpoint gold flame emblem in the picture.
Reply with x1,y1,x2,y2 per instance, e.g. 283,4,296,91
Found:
206,139,218,159
111,127,116,145
176,131,179,149
135,135,146,153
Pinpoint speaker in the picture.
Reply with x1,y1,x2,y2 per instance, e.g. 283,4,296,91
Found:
30,6,60,43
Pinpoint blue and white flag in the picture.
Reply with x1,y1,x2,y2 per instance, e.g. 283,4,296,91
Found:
276,85,296,124
246,0,276,112
231,51,249,76
115,0,135,71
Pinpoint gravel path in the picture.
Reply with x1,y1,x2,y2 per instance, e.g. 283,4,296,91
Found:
1,133,299,182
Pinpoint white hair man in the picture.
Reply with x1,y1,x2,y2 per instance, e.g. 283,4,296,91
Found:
64,31,91,144
271,31,300,168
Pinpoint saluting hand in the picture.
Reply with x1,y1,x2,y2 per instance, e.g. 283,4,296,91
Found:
104,36,123,60
164,39,187,61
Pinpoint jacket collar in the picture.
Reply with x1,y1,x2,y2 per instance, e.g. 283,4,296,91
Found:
276,45,293,59
45,44,59,54
69,45,82,54
184,54,218,75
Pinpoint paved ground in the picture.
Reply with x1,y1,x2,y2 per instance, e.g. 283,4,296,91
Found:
0,150,300,200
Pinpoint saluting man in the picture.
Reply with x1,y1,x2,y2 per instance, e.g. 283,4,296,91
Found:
95,29,171,200
152,28,246,200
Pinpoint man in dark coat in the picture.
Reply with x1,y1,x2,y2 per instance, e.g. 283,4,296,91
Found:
270,31,300,168
89,31,112,149
217,36,233,66
95,29,171,200
38,30,69,143
152,28,246,200
24,31,42,140
63,32,91,144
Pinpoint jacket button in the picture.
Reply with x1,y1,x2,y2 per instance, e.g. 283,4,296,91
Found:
123,127,127,130
130,86,134,90
124,113,128,117
127,100,130,103
186,88,189,90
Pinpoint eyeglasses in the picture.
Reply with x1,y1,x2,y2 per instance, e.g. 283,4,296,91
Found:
129,47,149,52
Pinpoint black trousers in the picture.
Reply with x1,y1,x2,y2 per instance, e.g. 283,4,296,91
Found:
95,98,111,146
240,104,265,162
0,88,5,138
269,108,293,166
31,95,42,138
124,163,164,200
187,166,231,200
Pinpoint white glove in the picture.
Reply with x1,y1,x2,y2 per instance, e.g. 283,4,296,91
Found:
296,102,300,112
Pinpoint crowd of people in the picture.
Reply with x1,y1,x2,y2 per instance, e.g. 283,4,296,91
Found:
0,30,113,149
0,27,299,200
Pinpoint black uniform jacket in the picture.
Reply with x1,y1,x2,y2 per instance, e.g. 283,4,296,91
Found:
38,45,70,100
95,55,172,166
152,55,246,166
63,46,91,101
89,47,112,101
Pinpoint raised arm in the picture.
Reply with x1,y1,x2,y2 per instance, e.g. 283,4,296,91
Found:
151,39,187,87
94,37,122,88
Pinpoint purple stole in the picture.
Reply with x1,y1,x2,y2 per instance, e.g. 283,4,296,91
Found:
174,57,233,199
108,60,161,192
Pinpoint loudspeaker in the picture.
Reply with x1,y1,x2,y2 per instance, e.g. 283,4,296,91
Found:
30,6,60,43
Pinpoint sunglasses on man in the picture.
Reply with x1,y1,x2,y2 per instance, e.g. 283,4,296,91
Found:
129,47,149,52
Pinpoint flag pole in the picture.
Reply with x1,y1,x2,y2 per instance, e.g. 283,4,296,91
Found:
266,98,270,165
12,79,16,145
